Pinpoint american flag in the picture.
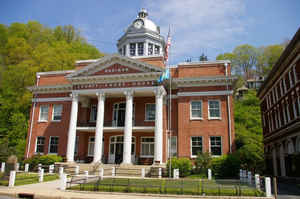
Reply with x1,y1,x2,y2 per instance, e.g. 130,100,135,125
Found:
164,26,171,62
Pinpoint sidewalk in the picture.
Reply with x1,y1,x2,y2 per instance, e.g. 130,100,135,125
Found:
0,180,274,199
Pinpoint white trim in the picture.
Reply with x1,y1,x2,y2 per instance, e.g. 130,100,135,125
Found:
35,136,45,154
37,70,75,76
208,100,222,120
38,105,49,122
178,60,231,66
178,90,233,97
145,103,155,121
190,136,203,158
75,59,100,64
33,97,72,102
190,101,203,120
140,136,155,158
209,136,222,156
51,104,63,122
73,85,165,95
48,136,59,154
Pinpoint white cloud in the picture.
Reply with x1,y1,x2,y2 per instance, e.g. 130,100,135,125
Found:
142,0,247,63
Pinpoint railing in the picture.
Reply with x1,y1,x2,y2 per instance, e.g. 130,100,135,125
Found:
77,121,154,128
67,176,265,196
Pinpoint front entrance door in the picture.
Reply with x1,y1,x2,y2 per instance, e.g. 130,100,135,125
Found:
108,135,136,164
115,143,123,164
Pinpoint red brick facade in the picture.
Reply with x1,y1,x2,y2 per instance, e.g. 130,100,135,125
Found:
25,55,235,164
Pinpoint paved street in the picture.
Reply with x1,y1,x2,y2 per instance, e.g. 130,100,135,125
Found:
277,182,300,199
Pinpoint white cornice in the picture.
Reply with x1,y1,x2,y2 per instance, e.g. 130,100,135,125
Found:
73,85,165,95
28,84,72,94
178,60,231,66
32,97,72,102
67,54,163,78
70,72,161,84
177,90,233,97
37,70,75,76
173,76,236,87
75,59,100,64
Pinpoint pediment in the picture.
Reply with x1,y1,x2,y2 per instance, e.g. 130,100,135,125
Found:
67,54,163,79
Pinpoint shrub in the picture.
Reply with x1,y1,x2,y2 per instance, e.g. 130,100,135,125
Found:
211,154,240,178
166,157,192,177
195,152,212,175
24,154,62,170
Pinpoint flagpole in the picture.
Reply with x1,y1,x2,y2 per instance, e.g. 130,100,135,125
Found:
165,25,172,178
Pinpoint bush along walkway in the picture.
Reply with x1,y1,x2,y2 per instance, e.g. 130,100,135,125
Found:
67,177,265,197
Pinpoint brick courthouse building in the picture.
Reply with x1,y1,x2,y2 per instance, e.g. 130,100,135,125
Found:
25,9,235,165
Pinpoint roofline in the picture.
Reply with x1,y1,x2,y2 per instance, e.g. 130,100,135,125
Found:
257,27,300,98
75,59,101,64
178,60,231,66
36,70,75,76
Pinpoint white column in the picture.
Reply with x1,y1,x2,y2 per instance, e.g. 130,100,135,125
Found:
154,88,165,164
280,144,286,176
93,92,105,163
122,90,133,164
272,147,278,176
66,93,79,162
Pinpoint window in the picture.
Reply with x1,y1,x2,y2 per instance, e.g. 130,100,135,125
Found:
141,137,154,157
39,105,49,121
282,103,287,124
119,48,122,55
286,103,290,122
123,45,126,56
169,136,177,157
283,77,287,93
130,43,136,56
49,137,59,154
190,101,202,119
90,105,97,122
138,42,144,56
210,136,222,156
191,137,202,157
208,100,221,119
145,104,155,121
88,137,95,156
52,104,63,121
289,70,294,87
148,43,153,55
74,136,79,155
35,136,45,153
154,45,160,55
280,80,283,97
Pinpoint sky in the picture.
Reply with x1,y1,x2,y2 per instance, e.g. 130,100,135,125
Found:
0,0,299,65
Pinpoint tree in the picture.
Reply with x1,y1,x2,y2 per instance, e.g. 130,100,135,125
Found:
0,21,104,161
256,45,284,76
234,90,264,173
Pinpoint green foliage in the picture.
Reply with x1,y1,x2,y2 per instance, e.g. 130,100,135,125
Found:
211,154,241,178
234,90,265,173
195,152,212,174
216,43,284,78
24,154,62,169
0,21,103,160
166,157,193,177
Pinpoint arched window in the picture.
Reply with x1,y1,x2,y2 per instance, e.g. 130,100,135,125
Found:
296,136,300,153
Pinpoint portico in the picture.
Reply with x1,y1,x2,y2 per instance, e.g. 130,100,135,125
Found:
66,86,166,165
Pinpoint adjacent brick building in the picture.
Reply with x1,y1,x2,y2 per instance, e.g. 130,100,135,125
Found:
257,27,300,177
25,9,235,165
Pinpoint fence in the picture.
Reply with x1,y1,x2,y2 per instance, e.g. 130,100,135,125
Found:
67,176,265,196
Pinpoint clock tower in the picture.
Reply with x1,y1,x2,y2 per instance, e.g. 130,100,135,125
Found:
117,9,165,59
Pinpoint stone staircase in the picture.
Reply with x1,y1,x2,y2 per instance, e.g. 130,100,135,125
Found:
55,163,164,177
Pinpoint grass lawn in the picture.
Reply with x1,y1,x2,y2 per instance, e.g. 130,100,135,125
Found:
68,177,265,197
0,173,59,186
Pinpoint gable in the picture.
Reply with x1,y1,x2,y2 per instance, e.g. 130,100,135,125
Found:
91,64,143,76
67,54,163,79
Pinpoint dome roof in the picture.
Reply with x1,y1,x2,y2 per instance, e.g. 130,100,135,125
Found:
143,18,159,33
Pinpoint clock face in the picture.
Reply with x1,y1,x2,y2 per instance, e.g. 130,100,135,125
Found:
134,20,143,29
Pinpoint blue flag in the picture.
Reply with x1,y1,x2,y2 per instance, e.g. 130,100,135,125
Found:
158,68,170,83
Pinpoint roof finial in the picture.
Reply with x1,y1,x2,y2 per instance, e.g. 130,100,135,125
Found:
138,8,148,18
